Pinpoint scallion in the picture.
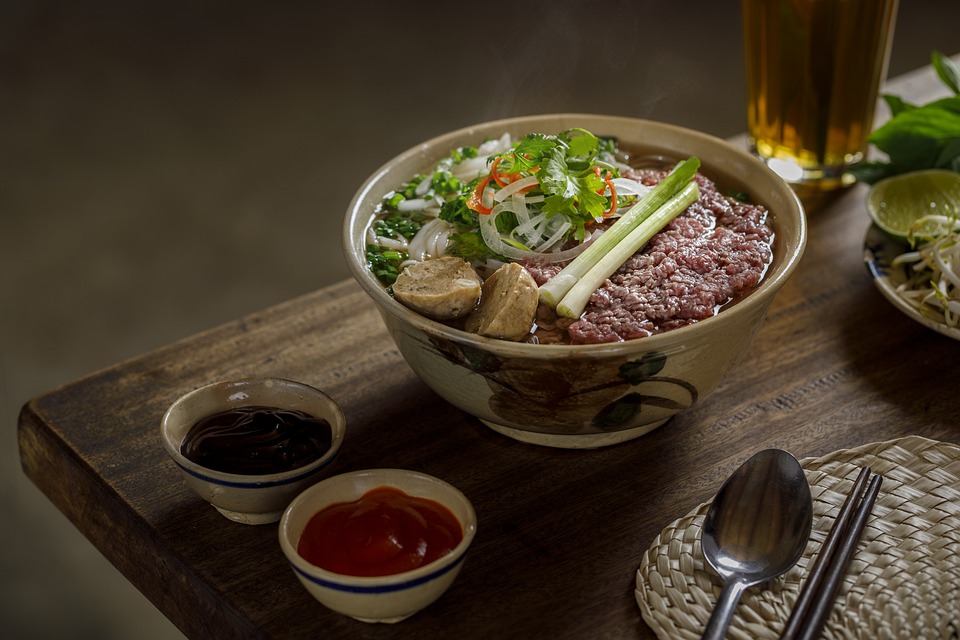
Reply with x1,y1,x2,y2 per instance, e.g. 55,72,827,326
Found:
538,157,701,310
554,181,699,318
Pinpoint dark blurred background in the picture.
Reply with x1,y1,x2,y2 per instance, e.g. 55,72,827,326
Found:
2,1,958,638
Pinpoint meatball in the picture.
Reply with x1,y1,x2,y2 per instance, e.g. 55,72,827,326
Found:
392,256,482,320
465,263,539,341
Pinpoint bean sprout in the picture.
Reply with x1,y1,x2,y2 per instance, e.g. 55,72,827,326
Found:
891,215,960,327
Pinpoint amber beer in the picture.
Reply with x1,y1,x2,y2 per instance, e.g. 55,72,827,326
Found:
742,0,898,191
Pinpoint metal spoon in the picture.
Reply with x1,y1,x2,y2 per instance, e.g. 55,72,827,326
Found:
700,449,813,640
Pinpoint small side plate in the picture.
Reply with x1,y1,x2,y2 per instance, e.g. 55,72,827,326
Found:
862,223,960,341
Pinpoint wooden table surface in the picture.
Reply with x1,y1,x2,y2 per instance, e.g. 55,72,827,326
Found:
18,59,960,640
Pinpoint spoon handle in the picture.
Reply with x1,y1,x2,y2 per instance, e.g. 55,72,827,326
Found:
701,579,749,640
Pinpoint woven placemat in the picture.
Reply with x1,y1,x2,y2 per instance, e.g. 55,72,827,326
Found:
635,435,960,639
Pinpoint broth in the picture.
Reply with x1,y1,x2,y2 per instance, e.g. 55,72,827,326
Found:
365,133,775,345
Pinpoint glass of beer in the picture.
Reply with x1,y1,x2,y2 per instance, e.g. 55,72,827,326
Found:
741,0,899,194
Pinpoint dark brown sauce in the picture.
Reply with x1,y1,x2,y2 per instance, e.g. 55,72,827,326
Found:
180,406,332,475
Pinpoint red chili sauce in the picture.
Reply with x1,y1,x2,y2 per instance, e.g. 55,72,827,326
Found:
297,486,463,577
180,406,332,475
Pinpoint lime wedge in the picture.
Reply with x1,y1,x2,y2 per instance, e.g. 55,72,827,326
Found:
866,169,960,242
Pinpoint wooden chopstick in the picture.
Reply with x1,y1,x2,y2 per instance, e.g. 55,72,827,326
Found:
780,467,883,640
780,467,871,639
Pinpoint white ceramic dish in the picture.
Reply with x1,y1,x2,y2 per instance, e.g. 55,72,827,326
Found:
161,377,346,524
863,223,960,341
279,469,477,623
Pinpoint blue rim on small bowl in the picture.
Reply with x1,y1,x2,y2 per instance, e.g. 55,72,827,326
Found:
288,551,469,594
278,469,478,623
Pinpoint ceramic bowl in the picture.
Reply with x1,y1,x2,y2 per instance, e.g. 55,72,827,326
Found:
161,377,346,524
343,114,806,448
278,469,477,623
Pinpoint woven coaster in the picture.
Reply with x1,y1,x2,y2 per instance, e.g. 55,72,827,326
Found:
635,435,960,639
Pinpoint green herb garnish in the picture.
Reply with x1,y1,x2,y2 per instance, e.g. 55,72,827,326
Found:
374,214,422,240
850,51,960,184
366,245,406,285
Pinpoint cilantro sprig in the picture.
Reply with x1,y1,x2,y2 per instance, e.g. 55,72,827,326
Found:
850,51,960,184
438,128,624,254
504,129,620,240
371,129,630,268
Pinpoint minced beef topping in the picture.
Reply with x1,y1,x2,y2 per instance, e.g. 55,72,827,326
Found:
525,168,774,344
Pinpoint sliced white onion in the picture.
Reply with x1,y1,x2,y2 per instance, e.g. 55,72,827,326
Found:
479,206,596,264
513,211,547,242
505,196,533,234
494,175,539,202
479,184,497,212
611,177,652,197
479,205,532,261
533,219,572,252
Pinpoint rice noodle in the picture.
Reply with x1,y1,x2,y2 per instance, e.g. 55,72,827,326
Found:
415,177,432,197
407,217,452,261
450,133,513,182
375,236,408,251
398,258,420,271
433,227,451,258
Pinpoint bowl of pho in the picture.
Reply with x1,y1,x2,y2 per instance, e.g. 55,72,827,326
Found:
343,114,805,448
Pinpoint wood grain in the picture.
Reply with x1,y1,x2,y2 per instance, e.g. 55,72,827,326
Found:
18,60,960,639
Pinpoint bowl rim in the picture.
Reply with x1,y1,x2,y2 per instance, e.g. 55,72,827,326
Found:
342,113,807,355
278,468,478,589
160,377,346,486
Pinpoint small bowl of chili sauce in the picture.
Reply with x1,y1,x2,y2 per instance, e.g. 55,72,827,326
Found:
161,377,346,525
278,469,477,623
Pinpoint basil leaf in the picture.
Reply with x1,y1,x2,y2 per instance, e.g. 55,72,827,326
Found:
851,51,960,184
868,96,960,173
882,93,914,118
933,50,960,96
